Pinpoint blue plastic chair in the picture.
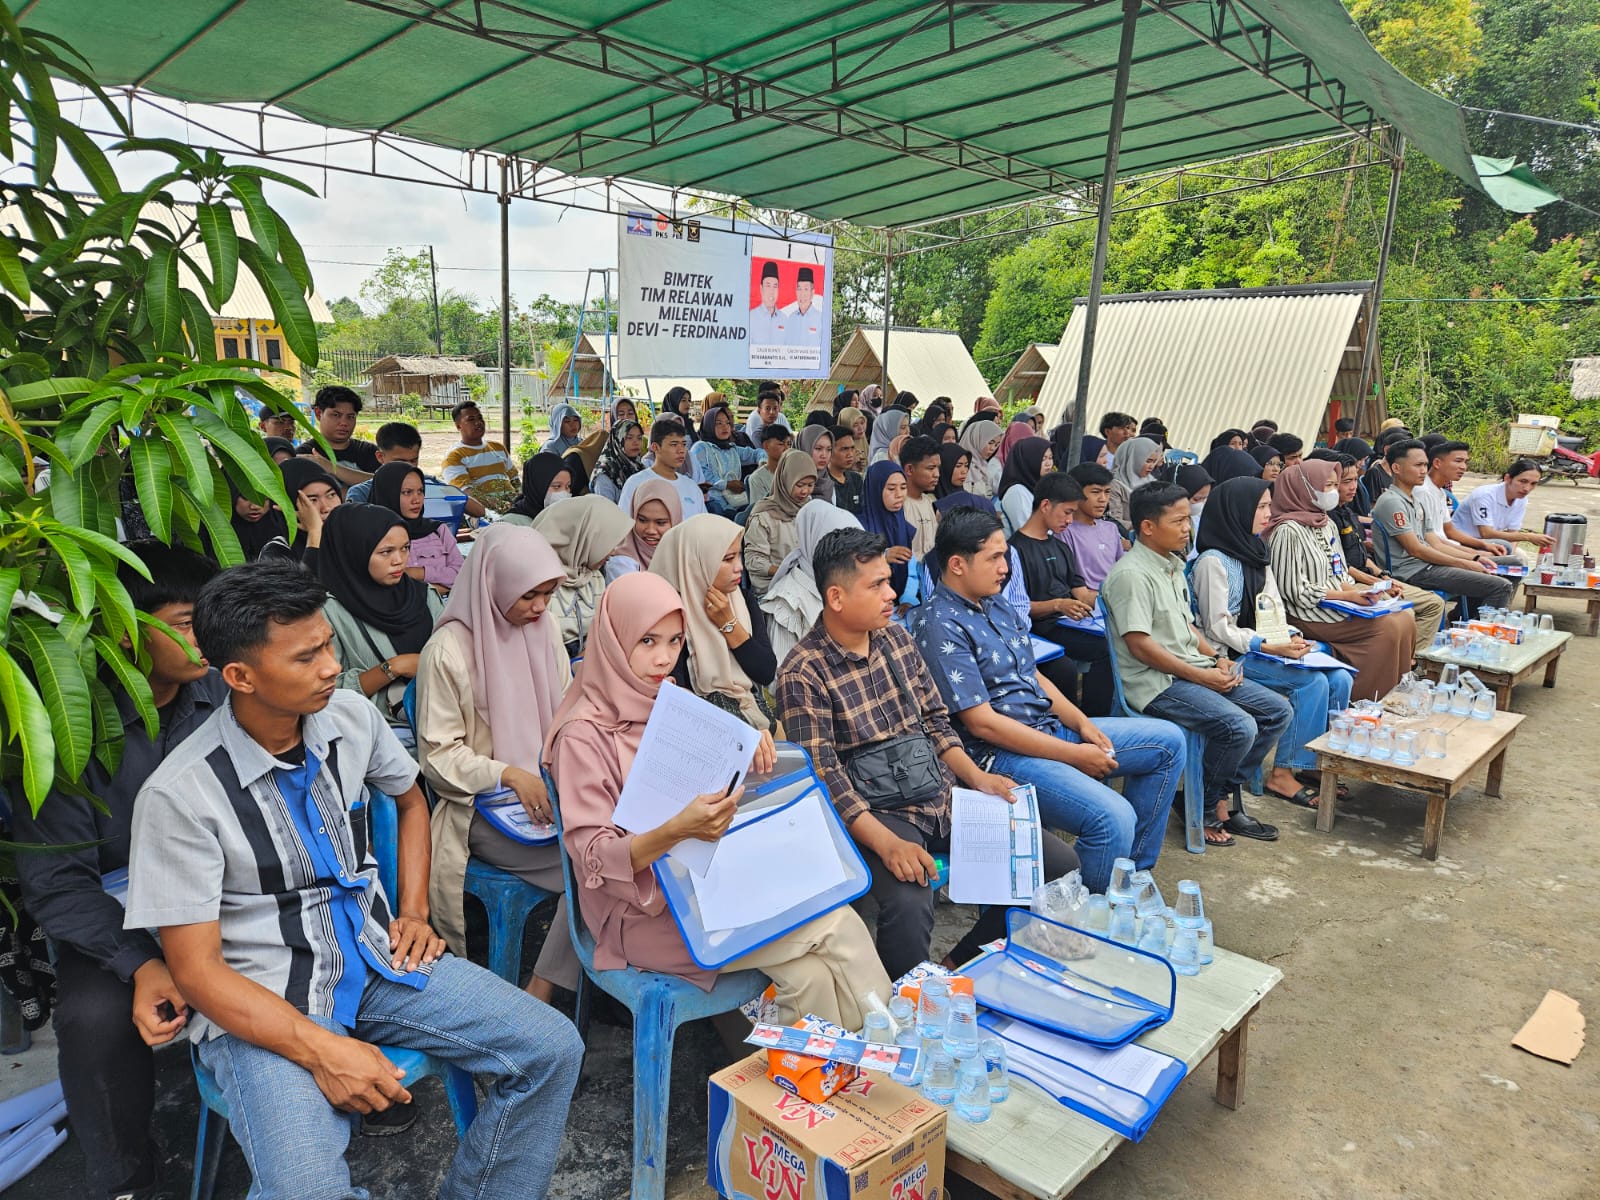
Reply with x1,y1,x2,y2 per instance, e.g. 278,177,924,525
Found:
1164,449,1199,466
1101,621,1208,854
400,680,558,986
543,769,767,1200
1372,524,1468,618
188,793,478,1200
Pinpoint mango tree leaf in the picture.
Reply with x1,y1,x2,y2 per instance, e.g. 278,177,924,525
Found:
237,240,316,364
0,650,54,812
152,412,213,496
64,399,122,468
145,242,182,350
0,236,30,304
90,634,156,738
88,677,125,776
40,531,94,617
11,612,92,780
128,435,172,543
196,201,238,310
228,176,278,259
187,406,290,512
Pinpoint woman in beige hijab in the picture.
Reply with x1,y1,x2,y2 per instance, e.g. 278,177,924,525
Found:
531,494,632,656
649,514,779,738
742,449,817,598
959,418,1004,500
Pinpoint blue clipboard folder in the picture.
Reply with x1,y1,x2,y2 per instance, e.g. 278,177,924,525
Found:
1057,612,1107,636
474,787,558,845
1318,597,1414,618
1031,635,1065,664
977,1011,1185,1142
964,909,1175,1048
654,743,870,971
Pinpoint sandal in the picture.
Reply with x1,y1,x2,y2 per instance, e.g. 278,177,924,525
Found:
1203,818,1236,847
1268,784,1321,809
1295,771,1347,800
1223,811,1280,841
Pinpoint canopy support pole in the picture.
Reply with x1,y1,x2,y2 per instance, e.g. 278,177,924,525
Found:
880,231,893,399
498,157,513,449
1355,136,1404,431
1070,0,1138,467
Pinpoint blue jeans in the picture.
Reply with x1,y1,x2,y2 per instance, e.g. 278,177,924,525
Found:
990,716,1185,894
1140,678,1293,808
1240,656,1354,773
196,955,583,1200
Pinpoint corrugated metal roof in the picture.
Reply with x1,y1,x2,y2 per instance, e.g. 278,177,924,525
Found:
2,195,332,323
809,327,992,420
1037,284,1370,453
994,342,1059,406
548,332,713,410
365,355,482,377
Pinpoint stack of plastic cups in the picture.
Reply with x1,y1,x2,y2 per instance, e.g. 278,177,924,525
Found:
915,978,951,1095
954,1052,991,1122
1106,857,1138,908
891,995,922,1084
1108,896,1137,945
1170,880,1205,976
981,1037,1009,1103
943,994,980,1060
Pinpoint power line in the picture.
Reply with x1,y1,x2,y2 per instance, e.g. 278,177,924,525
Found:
308,256,591,274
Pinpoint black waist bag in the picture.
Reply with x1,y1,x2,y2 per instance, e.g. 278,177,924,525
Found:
842,649,945,811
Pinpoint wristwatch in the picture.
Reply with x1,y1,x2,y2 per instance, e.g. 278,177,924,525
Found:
719,620,738,635
379,658,397,681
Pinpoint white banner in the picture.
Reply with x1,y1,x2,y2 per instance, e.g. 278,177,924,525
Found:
617,212,833,379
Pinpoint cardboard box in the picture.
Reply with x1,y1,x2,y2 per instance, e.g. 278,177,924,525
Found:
709,1052,947,1200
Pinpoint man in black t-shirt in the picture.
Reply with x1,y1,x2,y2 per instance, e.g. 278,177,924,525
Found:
1008,472,1113,716
298,385,381,485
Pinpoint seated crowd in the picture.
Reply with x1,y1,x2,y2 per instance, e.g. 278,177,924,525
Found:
17,385,1537,1198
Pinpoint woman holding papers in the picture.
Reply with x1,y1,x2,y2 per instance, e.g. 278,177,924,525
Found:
1192,478,1354,808
531,495,633,658
743,450,818,598
650,515,778,733
1265,460,1414,701
761,504,862,666
543,573,890,1026
415,523,579,1000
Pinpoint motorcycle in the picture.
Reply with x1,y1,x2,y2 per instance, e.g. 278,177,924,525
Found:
1538,436,1600,485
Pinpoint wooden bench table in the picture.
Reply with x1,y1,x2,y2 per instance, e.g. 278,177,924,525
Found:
945,947,1281,1200
1414,630,1571,711
1308,710,1524,861
1522,582,1600,636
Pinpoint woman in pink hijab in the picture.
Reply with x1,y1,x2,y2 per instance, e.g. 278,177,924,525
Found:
996,417,1035,467
415,522,578,1001
543,573,889,1026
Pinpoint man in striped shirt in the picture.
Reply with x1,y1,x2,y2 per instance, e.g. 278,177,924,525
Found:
440,400,520,511
125,561,580,1198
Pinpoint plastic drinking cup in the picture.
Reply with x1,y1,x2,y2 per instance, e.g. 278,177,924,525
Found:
1449,686,1472,716
1393,731,1418,766
1538,614,1555,636
1175,879,1205,926
1084,894,1110,935
1423,727,1448,759
1328,716,1351,752
1472,690,1496,720
1107,858,1137,905
917,977,951,1038
1439,663,1460,689
1347,723,1371,757
920,1050,957,1106
1370,726,1393,761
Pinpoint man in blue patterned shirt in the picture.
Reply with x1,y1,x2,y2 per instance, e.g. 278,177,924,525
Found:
910,508,1187,893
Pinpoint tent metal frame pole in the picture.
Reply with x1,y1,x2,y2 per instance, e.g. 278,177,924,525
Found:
880,231,893,398
1070,0,1138,467
498,157,513,448
1355,136,1404,427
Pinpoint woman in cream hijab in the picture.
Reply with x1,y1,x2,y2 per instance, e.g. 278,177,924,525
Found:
742,449,817,599
761,503,862,666
959,418,1004,500
531,494,632,656
649,514,778,736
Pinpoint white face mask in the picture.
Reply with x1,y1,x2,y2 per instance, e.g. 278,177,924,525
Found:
1189,499,1205,522
544,489,571,509
1313,489,1340,512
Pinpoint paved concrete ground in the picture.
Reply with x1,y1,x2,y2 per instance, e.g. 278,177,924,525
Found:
6,474,1597,1199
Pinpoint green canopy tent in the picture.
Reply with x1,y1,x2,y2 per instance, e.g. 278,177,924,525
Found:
24,0,1560,449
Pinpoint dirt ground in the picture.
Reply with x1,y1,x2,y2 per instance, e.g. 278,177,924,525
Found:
6,474,1598,1200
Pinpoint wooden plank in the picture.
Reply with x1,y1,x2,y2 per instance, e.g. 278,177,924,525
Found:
1214,1004,1256,1110
944,949,1281,1199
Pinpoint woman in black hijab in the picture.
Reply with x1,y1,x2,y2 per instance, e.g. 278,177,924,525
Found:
1249,444,1284,481
506,452,575,523
933,443,987,514
997,436,1054,534
1199,445,1262,484
317,503,443,719
1049,422,1075,470
660,387,697,446
228,477,291,561
272,457,345,566
1209,429,1251,453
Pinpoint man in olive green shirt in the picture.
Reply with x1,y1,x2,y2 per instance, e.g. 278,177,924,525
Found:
1101,483,1290,846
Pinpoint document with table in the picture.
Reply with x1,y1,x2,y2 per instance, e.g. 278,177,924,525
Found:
612,682,758,875
949,785,1043,905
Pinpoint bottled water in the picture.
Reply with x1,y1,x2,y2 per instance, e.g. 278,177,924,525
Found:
1136,912,1169,956
1169,926,1201,976
863,1010,894,1045
1174,880,1206,929
953,1052,992,1122
1108,896,1137,945
889,995,915,1043
920,1050,956,1106
916,977,950,1039
1198,918,1215,965
943,994,980,1059
1129,870,1165,918
1106,857,1138,906
981,1036,1009,1102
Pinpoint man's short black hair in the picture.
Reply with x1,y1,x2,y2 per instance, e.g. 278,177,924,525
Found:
1335,417,1356,433
649,418,686,447
119,540,219,615
1033,472,1084,510
760,423,792,445
1098,411,1136,435
1068,462,1113,489
1419,432,1447,451
375,421,422,451
1130,482,1189,534
831,424,855,445
314,384,362,413
195,561,328,669
813,529,888,597
450,400,480,422
1306,448,1343,464
756,392,782,409
934,507,1004,571
899,434,941,468
1428,439,1470,462
1268,432,1303,456
1505,457,1540,478
1385,438,1425,465
1252,418,1279,433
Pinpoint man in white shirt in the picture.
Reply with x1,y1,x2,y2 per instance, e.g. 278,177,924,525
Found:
1451,458,1554,550
741,389,790,445
1417,441,1525,562
617,419,707,517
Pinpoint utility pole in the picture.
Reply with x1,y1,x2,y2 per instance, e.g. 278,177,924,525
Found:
427,244,443,354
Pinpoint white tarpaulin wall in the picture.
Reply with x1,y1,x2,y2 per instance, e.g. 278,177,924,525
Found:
617,211,832,380
810,327,993,421
1037,285,1368,453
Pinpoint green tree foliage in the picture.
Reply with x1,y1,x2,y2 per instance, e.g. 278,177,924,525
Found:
0,4,317,810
